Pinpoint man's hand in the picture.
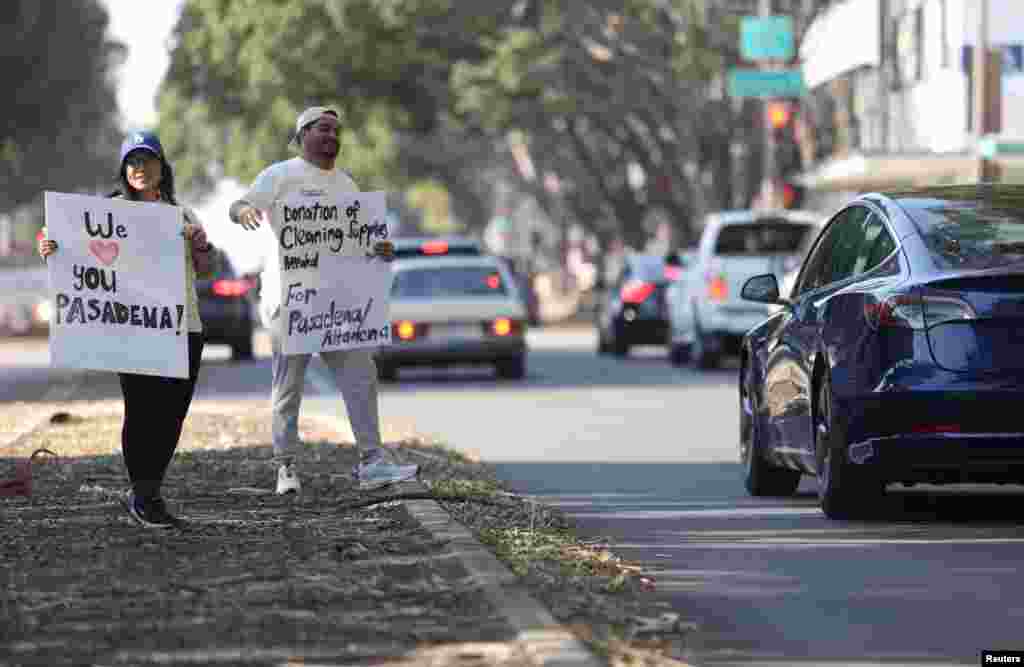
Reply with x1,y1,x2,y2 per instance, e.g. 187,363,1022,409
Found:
373,240,394,262
235,205,264,231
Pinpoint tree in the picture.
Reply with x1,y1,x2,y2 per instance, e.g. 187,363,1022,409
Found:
0,1,124,214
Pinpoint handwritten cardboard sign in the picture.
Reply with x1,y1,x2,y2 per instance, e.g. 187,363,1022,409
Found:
43,192,189,378
275,190,393,355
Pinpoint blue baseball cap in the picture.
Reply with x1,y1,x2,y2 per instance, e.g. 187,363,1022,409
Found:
119,130,165,164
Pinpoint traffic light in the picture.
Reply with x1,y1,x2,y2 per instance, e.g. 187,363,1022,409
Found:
781,182,805,209
766,102,791,130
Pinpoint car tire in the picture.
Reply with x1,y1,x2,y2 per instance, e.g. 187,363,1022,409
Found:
230,336,254,361
496,356,526,380
741,363,801,496
669,342,690,367
377,363,398,383
815,373,883,519
691,319,719,369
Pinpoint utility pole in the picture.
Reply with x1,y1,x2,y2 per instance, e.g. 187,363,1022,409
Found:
760,0,777,207
974,0,1000,182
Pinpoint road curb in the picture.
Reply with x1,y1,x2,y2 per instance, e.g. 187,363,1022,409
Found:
313,413,604,666
403,497,605,667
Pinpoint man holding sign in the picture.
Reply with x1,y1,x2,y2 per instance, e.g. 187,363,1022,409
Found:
229,106,417,495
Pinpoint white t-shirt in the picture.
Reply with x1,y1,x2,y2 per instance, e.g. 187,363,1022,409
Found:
241,157,359,325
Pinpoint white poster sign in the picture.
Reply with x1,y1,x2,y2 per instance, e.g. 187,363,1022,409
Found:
44,192,189,378
275,190,393,355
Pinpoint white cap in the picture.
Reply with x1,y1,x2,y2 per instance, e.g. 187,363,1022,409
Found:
293,106,338,143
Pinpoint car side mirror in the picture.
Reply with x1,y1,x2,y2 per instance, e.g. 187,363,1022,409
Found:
741,274,782,304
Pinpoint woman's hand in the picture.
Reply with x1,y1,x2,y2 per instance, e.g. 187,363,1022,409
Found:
38,238,58,260
183,223,210,251
373,240,394,262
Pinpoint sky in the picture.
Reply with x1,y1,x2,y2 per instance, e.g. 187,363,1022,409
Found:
102,0,258,271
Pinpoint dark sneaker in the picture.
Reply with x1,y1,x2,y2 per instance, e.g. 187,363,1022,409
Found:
126,492,183,529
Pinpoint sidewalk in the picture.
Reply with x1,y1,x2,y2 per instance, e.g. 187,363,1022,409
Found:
0,373,695,666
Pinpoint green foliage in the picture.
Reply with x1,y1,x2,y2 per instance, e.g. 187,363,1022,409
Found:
0,1,124,213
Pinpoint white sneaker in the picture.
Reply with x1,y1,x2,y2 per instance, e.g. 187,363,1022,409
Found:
276,463,301,495
355,458,419,490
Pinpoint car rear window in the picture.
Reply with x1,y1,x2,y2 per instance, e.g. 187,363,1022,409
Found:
905,199,1024,270
714,221,813,255
392,266,508,298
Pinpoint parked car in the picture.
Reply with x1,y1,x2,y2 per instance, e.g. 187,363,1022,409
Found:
0,265,49,337
375,254,528,381
195,251,259,361
739,185,1024,519
596,252,689,357
667,209,820,368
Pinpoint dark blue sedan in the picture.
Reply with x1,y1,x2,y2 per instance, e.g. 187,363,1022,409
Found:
739,185,1024,519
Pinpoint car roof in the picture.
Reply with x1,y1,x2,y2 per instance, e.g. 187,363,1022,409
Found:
703,209,823,227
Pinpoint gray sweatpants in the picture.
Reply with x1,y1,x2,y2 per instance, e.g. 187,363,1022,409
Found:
270,326,383,463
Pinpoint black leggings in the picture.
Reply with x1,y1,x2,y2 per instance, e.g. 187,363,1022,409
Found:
119,333,204,499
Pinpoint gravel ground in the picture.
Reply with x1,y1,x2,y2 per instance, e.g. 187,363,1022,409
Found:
0,401,695,666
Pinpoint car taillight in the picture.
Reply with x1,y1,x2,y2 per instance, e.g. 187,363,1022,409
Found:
421,240,449,255
393,320,428,341
621,280,655,304
211,278,255,298
486,273,502,290
489,317,523,336
707,276,728,302
864,293,976,330
912,424,961,434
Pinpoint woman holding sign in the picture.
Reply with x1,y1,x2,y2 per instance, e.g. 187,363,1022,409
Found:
229,106,417,495
39,130,213,529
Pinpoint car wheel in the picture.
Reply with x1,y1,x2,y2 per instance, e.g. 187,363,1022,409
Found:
230,336,254,361
496,356,526,379
691,318,719,369
377,363,398,382
669,342,690,367
741,363,801,496
815,373,883,519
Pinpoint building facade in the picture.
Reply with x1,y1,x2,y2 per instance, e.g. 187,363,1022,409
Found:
797,0,1024,211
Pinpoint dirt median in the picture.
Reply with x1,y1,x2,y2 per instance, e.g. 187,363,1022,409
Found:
1,399,696,666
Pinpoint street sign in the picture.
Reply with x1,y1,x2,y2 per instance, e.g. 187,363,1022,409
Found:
741,16,795,61
728,68,805,99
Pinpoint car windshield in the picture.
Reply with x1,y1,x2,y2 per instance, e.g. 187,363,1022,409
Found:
392,266,508,298
714,220,813,255
904,197,1024,270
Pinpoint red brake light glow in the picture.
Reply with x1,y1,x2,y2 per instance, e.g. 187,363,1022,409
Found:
707,276,728,302
621,280,655,304
421,240,449,255
211,279,254,298
486,274,501,289
491,318,514,336
394,320,418,341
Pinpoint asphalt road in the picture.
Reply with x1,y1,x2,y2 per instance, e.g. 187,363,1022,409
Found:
4,326,1024,665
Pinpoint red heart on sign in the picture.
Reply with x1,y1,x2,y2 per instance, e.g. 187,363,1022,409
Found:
89,240,119,266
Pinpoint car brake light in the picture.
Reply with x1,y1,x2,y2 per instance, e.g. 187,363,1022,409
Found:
864,293,976,330
211,278,254,297
707,276,728,302
490,317,522,336
911,424,961,434
393,320,421,341
486,273,501,289
421,240,448,255
621,280,655,304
